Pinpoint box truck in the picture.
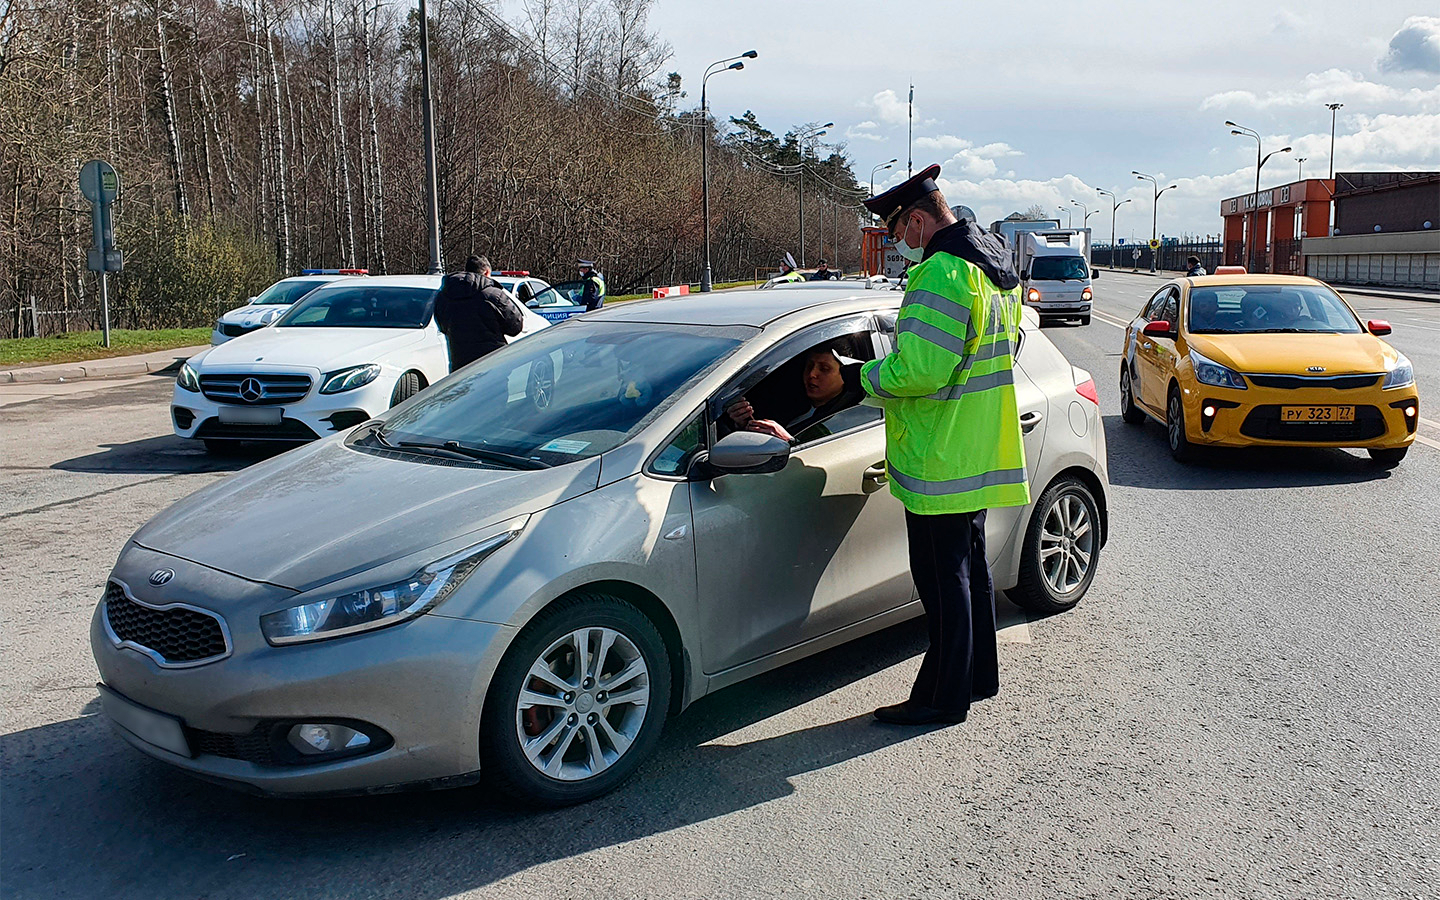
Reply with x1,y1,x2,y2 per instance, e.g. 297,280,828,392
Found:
1015,230,1096,325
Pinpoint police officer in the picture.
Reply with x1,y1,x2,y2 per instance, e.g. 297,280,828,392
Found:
808,259,840,281
578,260,606,311
773,254,805,284
858,164,1030,726
434,255,524,371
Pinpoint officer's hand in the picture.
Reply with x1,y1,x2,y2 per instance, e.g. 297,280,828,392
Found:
746,419,793,442
726,399,754,427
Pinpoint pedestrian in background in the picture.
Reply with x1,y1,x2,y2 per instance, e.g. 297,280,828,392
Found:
858,164,1029,727
808,259,840,281
434,255,523,372
578,260,606,311
1185,255,1207,277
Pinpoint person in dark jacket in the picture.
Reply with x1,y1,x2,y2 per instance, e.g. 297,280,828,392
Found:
808,259,840,281
433,255,524,371
578,260,606,311
1185,255,1207,277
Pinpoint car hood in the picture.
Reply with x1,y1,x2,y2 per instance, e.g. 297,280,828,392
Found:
1187,333,1397,376
220,304,290,326
131,438,602,592
198,325,428,371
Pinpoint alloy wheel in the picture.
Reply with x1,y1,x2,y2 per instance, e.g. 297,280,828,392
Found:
527,359,554,410
514,626,650,782
1167,393,1182,451
1039,493,1094,595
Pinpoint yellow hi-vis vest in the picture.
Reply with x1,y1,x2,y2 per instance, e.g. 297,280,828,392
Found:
860,249,1030,515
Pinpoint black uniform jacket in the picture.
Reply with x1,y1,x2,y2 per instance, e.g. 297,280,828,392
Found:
433,273,524,360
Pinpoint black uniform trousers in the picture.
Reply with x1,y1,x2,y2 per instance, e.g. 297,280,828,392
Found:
905,508,999,714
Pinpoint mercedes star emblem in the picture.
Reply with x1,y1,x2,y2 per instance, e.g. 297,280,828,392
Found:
239,378,264,402
149,568,175,586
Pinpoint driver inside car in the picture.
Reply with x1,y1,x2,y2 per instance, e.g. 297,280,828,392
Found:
725,341,865,443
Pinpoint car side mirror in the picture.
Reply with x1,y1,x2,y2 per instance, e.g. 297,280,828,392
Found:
525,299,541,309
694,431,790,477
1142,320,1172,337
1367,319,1392,336
1091,268,1100,279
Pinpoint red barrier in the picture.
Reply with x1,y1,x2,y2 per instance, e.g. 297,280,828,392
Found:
652,284,691,299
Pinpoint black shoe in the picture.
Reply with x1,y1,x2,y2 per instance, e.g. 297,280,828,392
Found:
873,701,967,726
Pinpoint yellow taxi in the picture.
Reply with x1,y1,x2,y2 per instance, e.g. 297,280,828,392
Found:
1119,272,1420,467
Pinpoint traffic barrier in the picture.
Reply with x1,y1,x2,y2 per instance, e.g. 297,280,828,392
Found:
652,284,690,299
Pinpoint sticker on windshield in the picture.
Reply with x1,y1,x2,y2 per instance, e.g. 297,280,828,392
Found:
538,439,591,454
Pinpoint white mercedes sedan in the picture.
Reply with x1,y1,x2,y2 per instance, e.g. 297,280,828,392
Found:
173,274,550,452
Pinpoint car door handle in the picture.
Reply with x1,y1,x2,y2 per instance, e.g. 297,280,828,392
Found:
1020,411,1044,433
1141,341,1153,350
863,462,888,483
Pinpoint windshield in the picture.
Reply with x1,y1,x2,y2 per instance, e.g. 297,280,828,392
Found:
1187,284,1363,335
370,322,753,466
252,278,330,305
1029,256,1089,281
527,282,585,308
274,284,436,329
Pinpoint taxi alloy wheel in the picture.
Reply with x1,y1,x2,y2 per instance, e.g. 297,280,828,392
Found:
1120,366,1145,425
480,593,671,806
1167,388,1194,463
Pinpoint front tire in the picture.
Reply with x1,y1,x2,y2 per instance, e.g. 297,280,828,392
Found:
390,370,421,407
1166,386,1194,462
1368,447,1407,468
1120,365,1145,425
480,593,671,806
1006,476,1101,614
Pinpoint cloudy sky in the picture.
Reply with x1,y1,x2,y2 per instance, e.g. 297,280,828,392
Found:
645,2,1439,241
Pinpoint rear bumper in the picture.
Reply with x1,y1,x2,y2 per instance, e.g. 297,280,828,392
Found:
1180,383,1420,449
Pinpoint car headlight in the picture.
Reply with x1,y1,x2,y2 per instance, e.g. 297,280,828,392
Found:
260,522,525,645
1190,349,1246,390
177,361,201,392
1382,353,1414,389
1081,287,1093,301
319,363,382,394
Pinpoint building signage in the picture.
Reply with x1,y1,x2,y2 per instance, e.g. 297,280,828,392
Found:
1223,182,1299,215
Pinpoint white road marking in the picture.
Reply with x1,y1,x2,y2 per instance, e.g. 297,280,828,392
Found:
1089,309,1131,329
1414,434,1440,452
1419,416,1440,432
995,604,1032,644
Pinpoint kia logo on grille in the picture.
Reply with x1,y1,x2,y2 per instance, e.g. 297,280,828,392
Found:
149,568,175,586
1307,366,1326,373
239,378,264,402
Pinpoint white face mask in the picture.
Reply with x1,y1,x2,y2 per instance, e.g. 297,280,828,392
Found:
893,215,924,263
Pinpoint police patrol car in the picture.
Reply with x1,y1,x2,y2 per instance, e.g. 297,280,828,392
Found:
211,269,367,345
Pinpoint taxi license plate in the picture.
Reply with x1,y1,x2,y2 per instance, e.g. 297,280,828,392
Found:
97,684,192,757
1280,405,1355,423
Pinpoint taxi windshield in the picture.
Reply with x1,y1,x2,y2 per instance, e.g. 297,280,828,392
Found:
274,285,436,329
366,322,753,467
1187,284,1363,335
252,278,330,305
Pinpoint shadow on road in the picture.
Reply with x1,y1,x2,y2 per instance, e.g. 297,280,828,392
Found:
51,435,283,475
1102,415,1393,490
0,617,947,899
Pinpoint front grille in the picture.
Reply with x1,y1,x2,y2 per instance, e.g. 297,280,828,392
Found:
1245,373,1381,390
219,323,260,338
1239,405,1387,442
188,723,283,765
193,417,319,442
200,373,312,405
104,582,229,666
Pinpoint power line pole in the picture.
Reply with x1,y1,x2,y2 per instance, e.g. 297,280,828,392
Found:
417,0,442,274
907,83,913,178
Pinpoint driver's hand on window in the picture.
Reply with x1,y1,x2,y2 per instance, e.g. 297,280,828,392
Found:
726,398,755,428
746,419,793,442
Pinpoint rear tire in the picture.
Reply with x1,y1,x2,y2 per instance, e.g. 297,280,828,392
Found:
1119,366,1145,425
390,371,422,407
1368,447,1407,469
1006,476,1101,614
480,593,671,806
1166,386,1194,463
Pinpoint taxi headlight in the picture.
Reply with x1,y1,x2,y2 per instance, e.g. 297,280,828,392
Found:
260,523,525,645
319,363,382,394
177,361,201,392
1190,349,1246,390
1382,354,1414,389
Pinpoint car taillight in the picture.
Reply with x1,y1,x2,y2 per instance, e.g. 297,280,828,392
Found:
1076,377,1098,404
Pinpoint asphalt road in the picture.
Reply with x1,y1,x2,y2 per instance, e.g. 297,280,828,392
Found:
2,277,1437,900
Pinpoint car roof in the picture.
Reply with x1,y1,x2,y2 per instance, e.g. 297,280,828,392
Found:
1181,274,1329,288
584,289,900,328
316,274,442,289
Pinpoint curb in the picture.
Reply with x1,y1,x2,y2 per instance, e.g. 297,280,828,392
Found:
1,349,201,385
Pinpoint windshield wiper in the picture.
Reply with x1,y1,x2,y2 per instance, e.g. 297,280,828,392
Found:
398,436,547,469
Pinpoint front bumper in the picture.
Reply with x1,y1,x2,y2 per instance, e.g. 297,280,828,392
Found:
90,554,515,795
171,373,396,443
1179,381,1420,449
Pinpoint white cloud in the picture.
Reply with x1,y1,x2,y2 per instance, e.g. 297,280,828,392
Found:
866,89,915,127
1201,68,1440,112
1378,15,1440,73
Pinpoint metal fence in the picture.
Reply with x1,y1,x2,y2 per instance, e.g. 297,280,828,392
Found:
1092,241,1223,274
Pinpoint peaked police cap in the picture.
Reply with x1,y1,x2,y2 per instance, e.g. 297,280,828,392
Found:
864,164,942,229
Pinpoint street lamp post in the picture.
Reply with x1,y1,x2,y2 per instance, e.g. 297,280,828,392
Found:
1058,206,1071,228
869,158,897,199
1297,157,1307,180
1097,188,1132,269
417,0,442,274
1326,102,1343,180
1070,199,1088,228
1132,171,1176,272
796,122,832,267
700,50,756,292
1225,122,1291,271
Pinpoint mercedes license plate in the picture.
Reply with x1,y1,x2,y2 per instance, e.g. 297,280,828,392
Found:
97,684,191,757
1280,405,1355,423
218,405,282,425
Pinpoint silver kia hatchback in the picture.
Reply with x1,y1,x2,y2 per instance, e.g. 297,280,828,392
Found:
92,290,1110,805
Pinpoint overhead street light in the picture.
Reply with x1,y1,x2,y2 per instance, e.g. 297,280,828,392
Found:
796,122,833,267
870,158,898,198
1071,200,1097,227
1226,121,1290,271
1326,102,1343,180
1096,188,1132,269
1296,157,1307,180
699,49,757,292
1058,206,1072,228
1132,171,1176,272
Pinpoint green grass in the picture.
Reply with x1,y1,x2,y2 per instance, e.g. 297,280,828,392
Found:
0,328,212,367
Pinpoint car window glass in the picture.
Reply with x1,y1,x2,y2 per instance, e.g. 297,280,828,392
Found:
253,278,328,305
1142,288,1169,319
276,285,435,329
1159,289,1179,325
650,411,705,476
1189,284,1362,335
